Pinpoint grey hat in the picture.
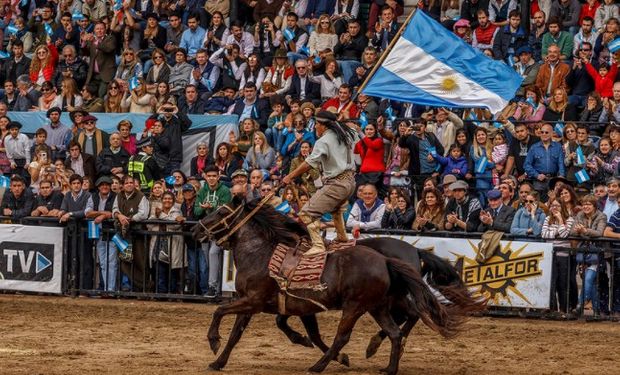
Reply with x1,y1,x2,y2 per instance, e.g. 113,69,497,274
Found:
449,180,469,191
95,176,112,186
231,169,248,178
440,174,457,187
136,137,153,148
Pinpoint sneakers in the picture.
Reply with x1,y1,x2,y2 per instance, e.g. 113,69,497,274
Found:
204,287,218,299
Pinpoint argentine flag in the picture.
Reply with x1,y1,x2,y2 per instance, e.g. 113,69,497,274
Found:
87,220,101,239
575,169,590,184
361,10,523,114
111,234,129,253
276,201,292,215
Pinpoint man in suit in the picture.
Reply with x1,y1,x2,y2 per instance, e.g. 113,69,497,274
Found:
371,5,399,53
65,140,97,179
82,21,117,97
285,59,321,106
478,189,516,233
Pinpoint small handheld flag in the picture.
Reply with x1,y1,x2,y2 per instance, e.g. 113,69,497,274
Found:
128,76,140,91
111,234,129,253
554,122,564,137
313,55,321,64
299,45,310,56
283,28,294,41
428,146,437,157
44,23,53,37
165,175,176,185
0,175,10,188
72,11,85,21
525,97,537,108
385,106,396,122
6,25,18,35
113,0,123,11
276,201,291,215
359,111,368,130
475,156,488,174
0,51,10,59
609,38,620,53
576,146,586,165
575,169,590,184
493,121,502,129
87,220,101,239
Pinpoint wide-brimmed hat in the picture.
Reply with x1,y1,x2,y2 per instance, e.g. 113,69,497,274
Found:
449,180,469,191
274,49,287,58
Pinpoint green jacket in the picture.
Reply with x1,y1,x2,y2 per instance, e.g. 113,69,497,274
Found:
194,182,232,218
541,31,574,59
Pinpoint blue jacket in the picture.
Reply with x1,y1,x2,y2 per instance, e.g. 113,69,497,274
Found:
524,141,565,178
280,129,316,157
510,207,546,236
435,154,468,178
469,146,494,179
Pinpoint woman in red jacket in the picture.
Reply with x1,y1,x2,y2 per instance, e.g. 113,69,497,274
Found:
29,39,59,90
354,123,386,197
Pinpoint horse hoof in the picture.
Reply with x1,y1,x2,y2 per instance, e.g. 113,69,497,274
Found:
209,337,221,355
292,334,314,348
208,361,223,371
366,335,383,359
308,363,327,373
336,353,350,367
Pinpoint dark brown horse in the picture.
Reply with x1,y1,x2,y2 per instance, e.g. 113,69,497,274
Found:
274,237,479,359
193,197,481,374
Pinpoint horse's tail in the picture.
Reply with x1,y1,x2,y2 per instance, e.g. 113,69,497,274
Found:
418,250,488,317
387,258,462,338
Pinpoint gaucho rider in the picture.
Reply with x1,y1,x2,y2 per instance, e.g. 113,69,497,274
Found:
282,111,358,256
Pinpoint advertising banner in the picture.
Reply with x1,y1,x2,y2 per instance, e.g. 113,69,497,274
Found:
0,225,64,294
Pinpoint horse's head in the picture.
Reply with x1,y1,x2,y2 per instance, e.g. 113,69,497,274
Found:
192,195,246,245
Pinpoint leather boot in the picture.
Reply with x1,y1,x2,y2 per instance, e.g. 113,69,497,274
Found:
300,215,326,256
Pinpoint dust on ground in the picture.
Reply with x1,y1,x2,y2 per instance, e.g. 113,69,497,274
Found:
0,295,618,374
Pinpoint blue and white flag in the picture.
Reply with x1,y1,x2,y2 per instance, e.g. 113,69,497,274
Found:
128,76,140,91
525,97,537,108
87,220,101,239
385,106,396,121
609,38,620,53
44,23,53,37
72,11,85,21
575,169,590,184
283,28,295,41
299,45,310,56
111,234,129,253
361,10,523,113
113,0,123,11
475,156,488,174
576,145,586,165
0,51,10,59
313,55,321,64
276,201,291,215
6,25,18,35
359,111,368,130
466,110,477,121
492,121,502,128
428,146,438,157
0,175,10,188
554,122,564,137
165,175,176,185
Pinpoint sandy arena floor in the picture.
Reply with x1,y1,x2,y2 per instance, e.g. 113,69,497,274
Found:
0,295,619,374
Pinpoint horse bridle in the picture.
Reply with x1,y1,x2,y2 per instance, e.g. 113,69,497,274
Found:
199,193,273,246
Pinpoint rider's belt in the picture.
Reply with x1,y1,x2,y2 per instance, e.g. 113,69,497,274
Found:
326,170,354,182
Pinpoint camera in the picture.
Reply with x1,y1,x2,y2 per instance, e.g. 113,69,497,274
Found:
163,107,174,113
46,166,56,173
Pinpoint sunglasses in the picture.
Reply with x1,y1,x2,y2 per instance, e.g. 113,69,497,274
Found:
153,55,164,60
41,88,51,92
540,131,550,134
84,121,95,124
110,86,119,90
261,188,272,192
525,200,536,203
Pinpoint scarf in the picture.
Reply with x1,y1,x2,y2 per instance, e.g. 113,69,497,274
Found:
355,199,382,222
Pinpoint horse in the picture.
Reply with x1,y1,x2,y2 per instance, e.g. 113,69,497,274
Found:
274,237,481,360
193,197,481,374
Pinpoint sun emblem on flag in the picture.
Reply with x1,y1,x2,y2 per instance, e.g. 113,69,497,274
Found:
440,76,459,93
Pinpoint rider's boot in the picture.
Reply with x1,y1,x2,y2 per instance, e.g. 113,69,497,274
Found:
299,214,326,256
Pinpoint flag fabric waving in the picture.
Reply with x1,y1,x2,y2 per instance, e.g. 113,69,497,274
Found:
361,10,523,113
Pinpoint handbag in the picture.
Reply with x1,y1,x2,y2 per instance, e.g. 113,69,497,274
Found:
156,236,170,264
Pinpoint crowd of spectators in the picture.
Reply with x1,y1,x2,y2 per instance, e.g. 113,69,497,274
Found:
1,0,620,315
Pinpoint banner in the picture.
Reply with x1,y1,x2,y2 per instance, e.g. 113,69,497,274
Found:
222,233,554,309
0,225,64,294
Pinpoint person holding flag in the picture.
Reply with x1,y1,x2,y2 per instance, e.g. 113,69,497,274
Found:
565,124,595,192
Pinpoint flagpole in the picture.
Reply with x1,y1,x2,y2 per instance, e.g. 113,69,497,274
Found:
354,6,418,98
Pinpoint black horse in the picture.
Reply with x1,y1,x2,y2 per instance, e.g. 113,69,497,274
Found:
274,237,476,360
193,198,483,374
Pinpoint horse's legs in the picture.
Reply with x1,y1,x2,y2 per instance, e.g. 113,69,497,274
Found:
366,306,411,359
307,307,364,373
369,307,403,375
209,314,253,370
399,316,419,356
208,297,259,355
300,315,350,367
275,314,314,348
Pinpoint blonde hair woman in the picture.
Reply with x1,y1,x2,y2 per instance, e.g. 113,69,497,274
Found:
543,88,577,122
308,14,338,56
468,127,495,204
122,78,155,113
29,41,59,89
58,78,84,111
244,131,275,170
115,48,143,82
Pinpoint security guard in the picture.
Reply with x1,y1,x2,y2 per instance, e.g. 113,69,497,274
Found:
128,137,161,192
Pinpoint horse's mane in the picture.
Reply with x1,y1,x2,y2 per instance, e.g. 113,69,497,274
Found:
245,200,309,247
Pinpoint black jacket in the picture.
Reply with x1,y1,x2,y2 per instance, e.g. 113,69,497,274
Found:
493,26,528,62
333,34,368,61
161,112,192,163
230,98,270,129
1,55,31,84
1,189,35,220
287,74,321,104
53,58,89,90
34,190,64,211
477,204,516,233
65,153,97,181
398,132,444,177
445,196,482,232
178,96,206,115
96,147,130,177
381,207,415,229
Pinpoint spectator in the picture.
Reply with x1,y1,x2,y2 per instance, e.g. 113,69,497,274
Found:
75,114,109,157
589,138,619,187
593,17,618,67
580,93,604,135
115,48,143,83
214,142,242,186
469,127,495,204
37,81,60,112
190,49,220,98
169,48,195,96
371,6,399,54
83,22,117,97
398,118,444,195
334,19,367,83
4,121,31,183
535,44,570,98
178,182,205,294
543,88,577,121
96,132,130,178
542,198,577,314
30,41,60,91
138,13,167,68
145,49,171,93
514,46,540,97
180,14,207,58
510,190,546,236
427,108,463,154
1,82,18,111
116,120,136,156
381,191,414,229
190,142,214,179
347,184,386,236
503,122,540,181
354,122,385,193
529,11,547,63
308,14,338,56
2,40,31,86
492,10,527,63
157,102,192,174
568,40,596,108
6,18,33,56
433,143,468,180
488,0,518,26
13,75,41,112
280,12,308,61
321,83,358,119
289,140,321,195
549,0,581,34
103,81,125,113
244,131,276,170
65,141,97,179
573,16,598,57
164,12,187,57
472,9,499,52
1,174,34,221
239,54,266,94
478,189,516,232
57,78,84,111
224,20,255,58
412,187,445,231
309,57,343,100
263,49,294,98
444,180,482,232
229,83,269,128
84,176,118,292
525,123,566,198
81,84,105,112
43,107,72,161
594,0,619,31
286,59,321,105
28,145,53,193
31,180,64,217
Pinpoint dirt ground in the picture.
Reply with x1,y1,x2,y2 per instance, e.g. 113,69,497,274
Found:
0,295,619,375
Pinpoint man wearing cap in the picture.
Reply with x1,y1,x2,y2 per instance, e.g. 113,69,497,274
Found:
478,189,516,233
194,165,232,298
524,123,565,199
283,110,359,255
128,137,160,193
1,174,34,221
4,121,31,183
444,180,482,232
75,114,109,157
85,176,118,292
69,108,88,136
513,46,540,97
43,107,72,160
441,174,457,204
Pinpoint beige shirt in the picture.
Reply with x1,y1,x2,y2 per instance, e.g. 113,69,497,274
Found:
305,128,357,179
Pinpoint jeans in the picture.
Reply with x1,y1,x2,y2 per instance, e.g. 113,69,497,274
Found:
265,127,283,152
579,267,599,312
157,261,179,293
187,246,208,294
338,60,362,84
97,240,118,292
203,241,222,291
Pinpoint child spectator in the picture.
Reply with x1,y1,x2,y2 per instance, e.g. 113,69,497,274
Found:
432,143,468,179
491,132,509,186
584,60,618,98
